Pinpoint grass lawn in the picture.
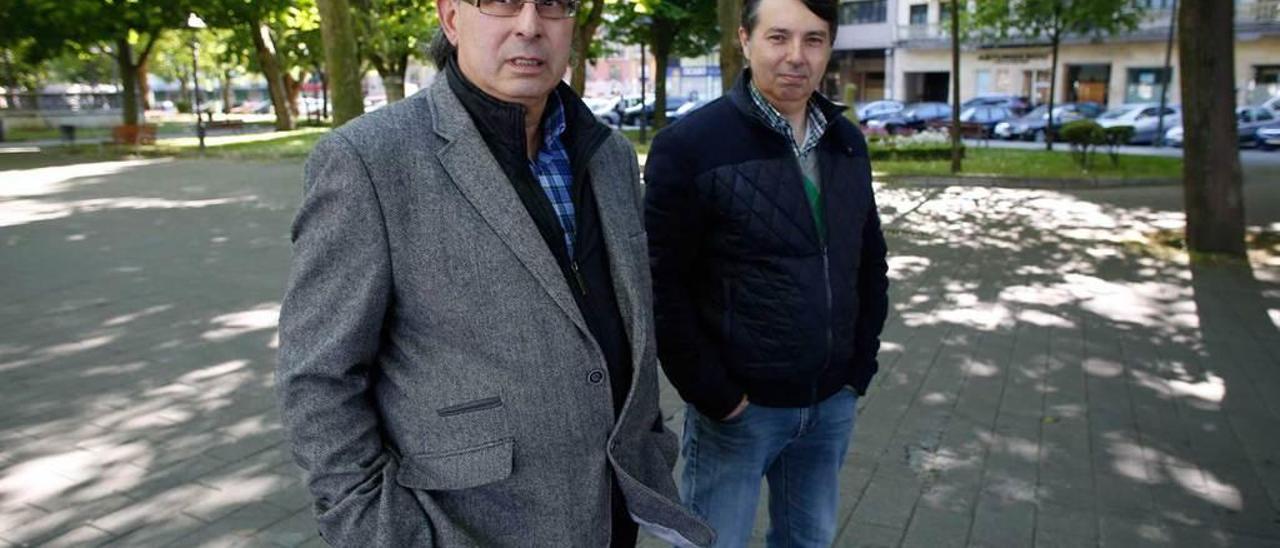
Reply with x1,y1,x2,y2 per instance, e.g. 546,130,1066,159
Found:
6,127,1183,185
873,147,1183,180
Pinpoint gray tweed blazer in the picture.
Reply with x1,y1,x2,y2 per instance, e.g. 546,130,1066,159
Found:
276,76,714,547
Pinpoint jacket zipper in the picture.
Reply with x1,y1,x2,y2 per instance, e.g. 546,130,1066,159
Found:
813,246,833,405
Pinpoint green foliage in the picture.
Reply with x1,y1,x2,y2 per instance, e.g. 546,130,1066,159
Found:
971,0,1144,43
606,0,719,58
842,84,859,124
1059,119,1105,169
875,147,1182,181
351,0,436,99
1102,125,1134,166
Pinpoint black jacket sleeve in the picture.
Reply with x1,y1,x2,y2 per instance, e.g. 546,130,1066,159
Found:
644,132,746,420
849,187,889,395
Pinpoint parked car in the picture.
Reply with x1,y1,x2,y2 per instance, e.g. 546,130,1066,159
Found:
586,96,621,124
1095,103,1182,144
666,98,712,123
1258,95,1280,118
864,102,951,133
962,94,1032,116
855,100,905,124
993,102,1103,141
1164,105,1278,147
592,94,646,126
958,106,1015,138
1257,124,1280,151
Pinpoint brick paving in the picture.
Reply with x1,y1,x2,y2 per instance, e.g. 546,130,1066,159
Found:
1,152,1278,547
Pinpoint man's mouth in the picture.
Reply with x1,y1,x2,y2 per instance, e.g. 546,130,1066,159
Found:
509,57,545,68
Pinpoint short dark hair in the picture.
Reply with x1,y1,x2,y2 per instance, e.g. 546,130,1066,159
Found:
741,0,838,42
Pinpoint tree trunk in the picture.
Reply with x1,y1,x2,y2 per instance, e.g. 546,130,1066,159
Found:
717,0,743,92
1045,29,1060,151
317,0,365,126
285,71,302,116
1179,0,1245,256
178,73,190,110
949,0,961,173
570,0,606,95
652,32,672,131
380,70,405,102
250,20,295,131
136,60,152,111
221,70,233,113
116,38,141,126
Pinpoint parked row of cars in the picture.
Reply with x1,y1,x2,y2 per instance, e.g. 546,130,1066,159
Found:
586,95,713,127
853,94,1280,149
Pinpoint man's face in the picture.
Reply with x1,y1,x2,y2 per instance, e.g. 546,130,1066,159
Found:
739,0,833,110
439,0,574,109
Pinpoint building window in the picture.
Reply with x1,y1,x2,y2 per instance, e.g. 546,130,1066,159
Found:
908,3,928,25
840,0,888,25
1134,0,1174,9
975,69,993,96
1125,67,1172,103
939,2,952,23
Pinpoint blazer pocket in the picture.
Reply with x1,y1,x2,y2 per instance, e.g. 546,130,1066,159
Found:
396,438,514,491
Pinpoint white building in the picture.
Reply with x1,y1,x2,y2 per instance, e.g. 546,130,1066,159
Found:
880,0,1280,108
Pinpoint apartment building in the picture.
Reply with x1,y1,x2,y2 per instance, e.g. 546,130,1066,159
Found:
881,0,1280,108
828,0,898,101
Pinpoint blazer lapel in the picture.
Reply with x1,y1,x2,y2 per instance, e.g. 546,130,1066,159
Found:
428,79,591,338
588,149,648,369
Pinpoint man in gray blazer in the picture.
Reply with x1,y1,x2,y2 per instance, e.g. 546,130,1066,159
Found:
275,0,714,545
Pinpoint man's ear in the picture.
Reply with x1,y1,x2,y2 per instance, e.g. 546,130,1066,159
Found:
738,26,750,63
438,0,460,45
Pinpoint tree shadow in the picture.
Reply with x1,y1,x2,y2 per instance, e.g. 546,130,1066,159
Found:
0,156,317,545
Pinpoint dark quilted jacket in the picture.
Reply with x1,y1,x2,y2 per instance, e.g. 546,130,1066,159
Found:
644,72,890,420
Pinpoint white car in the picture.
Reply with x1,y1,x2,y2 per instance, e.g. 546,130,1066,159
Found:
1096,103,1181,144
1164,105,1278,147
1256,125,1280,151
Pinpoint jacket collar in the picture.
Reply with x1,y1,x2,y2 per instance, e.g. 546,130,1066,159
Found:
728,68,847,134
443,55,608,165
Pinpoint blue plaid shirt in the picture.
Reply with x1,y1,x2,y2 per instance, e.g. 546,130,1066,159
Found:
529,93,577,257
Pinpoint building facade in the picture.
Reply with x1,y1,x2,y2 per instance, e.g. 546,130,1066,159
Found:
829,0,897,102
880,0,1280,108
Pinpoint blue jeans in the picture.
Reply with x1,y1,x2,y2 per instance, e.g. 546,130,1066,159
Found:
679,388,858,548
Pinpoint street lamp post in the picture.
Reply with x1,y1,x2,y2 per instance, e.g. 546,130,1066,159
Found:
187,13,207,152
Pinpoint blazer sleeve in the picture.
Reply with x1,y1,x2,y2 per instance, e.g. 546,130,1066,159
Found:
643,132,745,421
276,133,433,546
850,184,890,396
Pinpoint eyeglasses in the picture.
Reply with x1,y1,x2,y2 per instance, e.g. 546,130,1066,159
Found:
460,0,579,19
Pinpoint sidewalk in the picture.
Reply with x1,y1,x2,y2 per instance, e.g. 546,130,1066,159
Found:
1,153,1277,546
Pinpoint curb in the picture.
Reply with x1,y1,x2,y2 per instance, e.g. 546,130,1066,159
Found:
877,175,1180,189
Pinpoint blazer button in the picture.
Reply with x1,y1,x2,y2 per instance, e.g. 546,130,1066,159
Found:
588,369,605,385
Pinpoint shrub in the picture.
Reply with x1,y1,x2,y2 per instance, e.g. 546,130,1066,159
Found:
1060,119,1105,169
842,84,859,124
1103,126,1135,166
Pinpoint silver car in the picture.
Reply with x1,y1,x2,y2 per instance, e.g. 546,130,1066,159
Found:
1096,103,1181,144
1163,106,1278,147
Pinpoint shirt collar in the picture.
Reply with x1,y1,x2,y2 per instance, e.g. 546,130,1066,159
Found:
540,90,568,153
747,79,828,157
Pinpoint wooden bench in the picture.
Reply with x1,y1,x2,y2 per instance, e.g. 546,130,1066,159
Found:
206,119,245,132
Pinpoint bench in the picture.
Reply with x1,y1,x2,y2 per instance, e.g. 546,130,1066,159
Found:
206,119,245,132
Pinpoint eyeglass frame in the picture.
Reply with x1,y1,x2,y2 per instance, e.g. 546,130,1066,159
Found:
457,0,580,20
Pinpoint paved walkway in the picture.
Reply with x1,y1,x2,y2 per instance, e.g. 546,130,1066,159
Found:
1,152,1278,546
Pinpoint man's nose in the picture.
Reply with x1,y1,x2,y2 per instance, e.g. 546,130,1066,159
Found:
785,38,804,64
513,1,544,37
